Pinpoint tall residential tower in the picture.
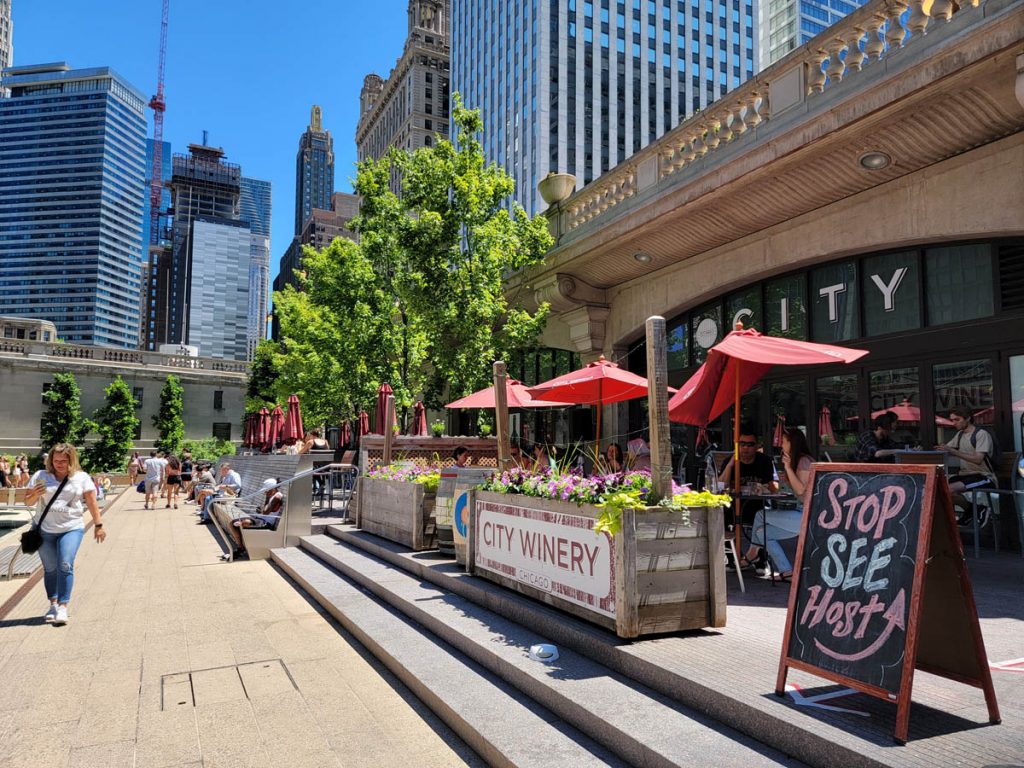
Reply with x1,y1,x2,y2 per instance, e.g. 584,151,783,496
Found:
451,0,756,214
294,106,334,236
0,63,147,347
240,176,272,359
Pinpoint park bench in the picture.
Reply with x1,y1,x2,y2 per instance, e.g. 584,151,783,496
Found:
209,453,313,561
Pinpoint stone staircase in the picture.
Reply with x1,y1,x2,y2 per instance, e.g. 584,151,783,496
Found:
271,526,804,768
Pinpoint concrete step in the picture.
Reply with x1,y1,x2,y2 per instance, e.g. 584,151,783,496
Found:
296,533,800,768
327,524,874,768
270,545,623,768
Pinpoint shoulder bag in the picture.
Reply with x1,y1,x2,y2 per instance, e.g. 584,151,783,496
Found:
21,475,71,554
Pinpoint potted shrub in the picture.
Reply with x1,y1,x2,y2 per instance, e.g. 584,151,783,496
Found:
430,420,445,438
357,464,441,550
470,466,732,638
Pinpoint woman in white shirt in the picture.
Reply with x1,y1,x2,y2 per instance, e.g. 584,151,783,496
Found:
25,443,106,625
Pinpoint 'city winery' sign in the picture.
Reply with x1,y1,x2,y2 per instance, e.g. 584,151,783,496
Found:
474,499,615,618
776,464,1000,744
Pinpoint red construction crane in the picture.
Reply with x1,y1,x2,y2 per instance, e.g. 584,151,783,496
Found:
148,0,169,248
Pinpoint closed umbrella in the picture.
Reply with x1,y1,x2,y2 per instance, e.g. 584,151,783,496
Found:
256,407,270,452
266,406,285,452
374,383,395,434
818,406,835,445
410,401,428,436
528,355,668,442
242,413,255,448
445,379,571,410
772,414,785,449
282,393,305,445
668,324,868,552
358,411,371,438
340,421,352,448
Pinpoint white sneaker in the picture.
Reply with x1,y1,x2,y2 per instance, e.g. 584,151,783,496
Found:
44,604,58,622
52,605,68,626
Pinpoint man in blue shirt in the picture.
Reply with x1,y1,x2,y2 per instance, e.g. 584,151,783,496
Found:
198,462,242,523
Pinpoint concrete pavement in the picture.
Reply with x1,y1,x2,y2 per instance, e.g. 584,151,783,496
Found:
0,489,481,768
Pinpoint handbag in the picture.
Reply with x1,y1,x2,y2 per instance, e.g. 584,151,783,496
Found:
21,475,70,555
136,480,146,493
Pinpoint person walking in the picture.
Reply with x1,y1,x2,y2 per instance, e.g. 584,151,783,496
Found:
142,450,164,510
164,454,182,509
25,443,106,625
127,451,141,486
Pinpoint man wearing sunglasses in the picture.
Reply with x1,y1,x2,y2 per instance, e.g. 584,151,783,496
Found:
718,426,778,498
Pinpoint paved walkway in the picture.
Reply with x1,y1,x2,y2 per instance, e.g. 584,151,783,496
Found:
0,490,480,768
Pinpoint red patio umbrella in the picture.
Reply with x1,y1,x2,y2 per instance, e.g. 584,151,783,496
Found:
668,324,868,552
410,401,428,436
242,413,254,448
358,411,371,438
848,399,954,427
528,355,668,442
445,379,571,410
340,420,352,448
256,407,270,451
282,394,305,445
265,406,285,452
374,383,395,434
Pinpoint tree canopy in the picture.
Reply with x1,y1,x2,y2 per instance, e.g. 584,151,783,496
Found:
153,375,185,455
40,372,91,451
83,376,139,473
273,98,552,427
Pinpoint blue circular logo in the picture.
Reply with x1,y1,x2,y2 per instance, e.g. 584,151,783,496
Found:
454,493,469,537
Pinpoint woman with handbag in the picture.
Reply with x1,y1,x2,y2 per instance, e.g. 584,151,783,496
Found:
25,443,106,625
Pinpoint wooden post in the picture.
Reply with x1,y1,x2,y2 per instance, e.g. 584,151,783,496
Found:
645,316,673,504
494,362,512,470
382,394,396,466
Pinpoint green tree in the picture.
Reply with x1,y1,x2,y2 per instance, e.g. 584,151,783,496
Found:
153,375,185,454
246,339,281,413
83,376,139,472
40,372,91,451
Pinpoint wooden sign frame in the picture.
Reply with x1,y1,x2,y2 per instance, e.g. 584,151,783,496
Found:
775,463,1000,744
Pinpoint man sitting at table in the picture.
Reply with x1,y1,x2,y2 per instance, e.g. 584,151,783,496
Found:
854,412,899,462
719,425,778,525
935,407,998,494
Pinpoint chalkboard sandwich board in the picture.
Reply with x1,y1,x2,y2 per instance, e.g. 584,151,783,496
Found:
775,463,1000,744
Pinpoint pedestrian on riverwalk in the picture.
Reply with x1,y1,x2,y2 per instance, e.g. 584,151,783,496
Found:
25,443,106,626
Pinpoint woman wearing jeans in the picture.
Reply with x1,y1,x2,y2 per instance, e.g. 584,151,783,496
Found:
26,443,106,625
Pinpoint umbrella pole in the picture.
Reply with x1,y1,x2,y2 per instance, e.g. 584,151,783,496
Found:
734,361,742,557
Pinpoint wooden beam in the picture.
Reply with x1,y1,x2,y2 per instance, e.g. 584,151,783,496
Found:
645,315,673,503
493,361,511,470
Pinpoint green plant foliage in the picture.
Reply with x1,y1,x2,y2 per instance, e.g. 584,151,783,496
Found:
246,339,281,413
83,377,139,473
594,488,649,536
153,375,185,455
40,372,92,451
182,438,236,462
429,420,445,437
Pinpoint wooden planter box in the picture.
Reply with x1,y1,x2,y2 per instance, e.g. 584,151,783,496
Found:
356,477,437,551
470,491,726,638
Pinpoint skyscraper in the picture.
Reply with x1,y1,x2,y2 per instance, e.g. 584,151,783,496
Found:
240,176,272,359
0,0,12,96
140,139,172,348
294,105,334,236
758,0,868,69
187,217,251,361
357,0,450,192
143,143,241,352
451,0,756,214
0,63,147,347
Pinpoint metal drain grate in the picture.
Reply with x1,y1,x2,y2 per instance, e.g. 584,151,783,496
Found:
160,658,296,710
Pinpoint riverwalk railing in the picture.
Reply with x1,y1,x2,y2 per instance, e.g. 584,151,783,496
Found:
563,0,987,232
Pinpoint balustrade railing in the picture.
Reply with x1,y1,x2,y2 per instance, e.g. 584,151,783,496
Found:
563,0,981,232
0,340,248,374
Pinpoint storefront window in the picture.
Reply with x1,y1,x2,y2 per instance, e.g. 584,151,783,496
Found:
666,319,689,373
725,286,762,334
925,244,993,326
764,273,807,340
869,366,921,447
862,251,920,336
816,374,859,460
768,377,808,458
933,359,993,445
1010,354,1024,453
811,261,859,342
690,301,722,365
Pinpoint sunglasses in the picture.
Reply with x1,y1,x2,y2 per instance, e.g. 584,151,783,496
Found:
738,441,758,447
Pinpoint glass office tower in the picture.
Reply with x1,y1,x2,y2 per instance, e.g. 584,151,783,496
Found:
0,63,147,347
294,106,334,236
759,0,868,69
240,176,272,359
451,0,756,214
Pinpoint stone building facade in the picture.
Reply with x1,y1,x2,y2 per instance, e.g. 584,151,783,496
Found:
0,340,247,457
356,1,450,192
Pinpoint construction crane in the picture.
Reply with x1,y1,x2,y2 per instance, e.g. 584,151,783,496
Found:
148,0,169,249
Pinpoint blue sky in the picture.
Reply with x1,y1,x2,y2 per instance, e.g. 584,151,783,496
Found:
11,0,409,274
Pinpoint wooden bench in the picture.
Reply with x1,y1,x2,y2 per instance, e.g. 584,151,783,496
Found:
209,454,313,561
